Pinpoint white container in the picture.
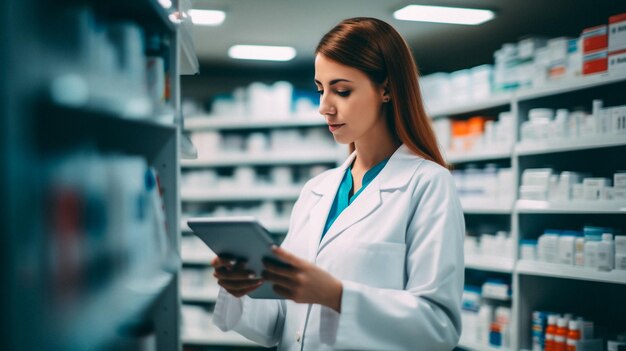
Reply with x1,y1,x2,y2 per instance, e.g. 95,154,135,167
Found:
614,171,626,189
584,235,602,269
558,234,576,265
611,106,626,134
234,167,256,187
521,240,538,260
528,108,554,123
464,236,479,256
247,132,269,153
476,305,493,344
583,177,611,201
613,235,626,270
538,232,559,263
553,171,582,202
615,235,626,254
597,233,615,271
572,183,584,201
271,167,293,186
575,236,585,266
522,168,553,187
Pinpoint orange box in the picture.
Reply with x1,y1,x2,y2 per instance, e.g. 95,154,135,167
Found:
467,116,491,135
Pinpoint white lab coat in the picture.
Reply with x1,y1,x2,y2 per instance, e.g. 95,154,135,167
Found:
213,144,465,351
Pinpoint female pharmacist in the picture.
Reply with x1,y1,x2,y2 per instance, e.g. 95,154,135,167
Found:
212,17,465,351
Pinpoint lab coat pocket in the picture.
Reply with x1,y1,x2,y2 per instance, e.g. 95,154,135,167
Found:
333,242,406,289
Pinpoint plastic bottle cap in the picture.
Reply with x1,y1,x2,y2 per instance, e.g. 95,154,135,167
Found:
568,320,579,330
557,317,567,327
548,315,558,324
602,233,613,241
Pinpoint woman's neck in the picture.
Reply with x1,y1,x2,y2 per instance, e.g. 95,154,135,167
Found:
352,131,399,172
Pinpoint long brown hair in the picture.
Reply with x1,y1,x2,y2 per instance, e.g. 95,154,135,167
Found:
316,17,447,168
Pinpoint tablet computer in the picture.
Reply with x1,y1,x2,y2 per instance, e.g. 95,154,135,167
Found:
186,216,289,299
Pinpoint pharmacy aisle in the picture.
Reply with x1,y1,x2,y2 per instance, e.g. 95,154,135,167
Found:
178,81,345,349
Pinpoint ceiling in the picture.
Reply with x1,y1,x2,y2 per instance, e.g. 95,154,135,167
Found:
188,0,626,75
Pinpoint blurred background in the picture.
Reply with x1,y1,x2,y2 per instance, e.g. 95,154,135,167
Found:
2,1,626,351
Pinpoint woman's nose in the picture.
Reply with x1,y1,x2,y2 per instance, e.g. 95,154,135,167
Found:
318,94,335,116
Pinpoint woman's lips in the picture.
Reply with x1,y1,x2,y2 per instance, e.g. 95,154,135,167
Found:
328,123,345,132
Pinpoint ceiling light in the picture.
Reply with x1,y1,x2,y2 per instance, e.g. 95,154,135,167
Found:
393,4,495,25
228,45,297,61
189,9,225,26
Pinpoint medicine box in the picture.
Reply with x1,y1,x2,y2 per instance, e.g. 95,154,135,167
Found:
609,13,626,53
583,50,608,75
582,25,608,54
609,51,626,73
615,172,626,188
612,105,626,134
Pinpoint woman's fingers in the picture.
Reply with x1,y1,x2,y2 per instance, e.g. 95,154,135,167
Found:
261,269,293,287
218,278,263,291
272,284,293,299
214,267,258,281
271,246,301,266
262,257,296,278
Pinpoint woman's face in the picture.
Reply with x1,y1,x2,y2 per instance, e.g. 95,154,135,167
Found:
314,53,387,145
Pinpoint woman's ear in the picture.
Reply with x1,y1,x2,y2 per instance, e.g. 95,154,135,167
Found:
381,80,391,103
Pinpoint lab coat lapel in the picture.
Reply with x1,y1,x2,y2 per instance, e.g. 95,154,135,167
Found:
305,152,356,262
316,144,421,253
317,180,382,253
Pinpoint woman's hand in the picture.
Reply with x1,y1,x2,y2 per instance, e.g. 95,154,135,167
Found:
212,256,263,298
262,246,343,312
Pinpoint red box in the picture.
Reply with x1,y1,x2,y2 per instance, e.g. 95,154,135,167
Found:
582,25,608,54
583,50,608,75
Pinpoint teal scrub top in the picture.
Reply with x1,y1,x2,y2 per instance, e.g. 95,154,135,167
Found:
321,158,389,240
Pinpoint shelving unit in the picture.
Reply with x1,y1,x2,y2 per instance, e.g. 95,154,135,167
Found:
181,149,342,167
181,185,302,202
461,199,514,214
465,255,515,274
185,115,327,130
516,200,626,214
440,70,626,351
2,1,192,350
183,331,260,347
179,114,344,349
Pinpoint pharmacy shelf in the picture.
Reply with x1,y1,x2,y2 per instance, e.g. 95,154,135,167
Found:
428,92,513,118
50,99,178,132
181,186,302,202
515,134,626,156
185,116,327,130
181,150,340,167
516,260,626,285
457,337,512,351
183,331,260,347
181,287,219,303
64,271,173,350
465,255,515,273
461,199,514,214
181,217,290,233
515,200,626,214
515,70,626,102
446,147,512,164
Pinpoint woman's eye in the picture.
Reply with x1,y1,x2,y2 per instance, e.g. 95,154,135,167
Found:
336,90,351,97
316,90,324,95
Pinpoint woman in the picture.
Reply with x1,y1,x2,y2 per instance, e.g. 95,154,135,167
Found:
212,17,464,350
